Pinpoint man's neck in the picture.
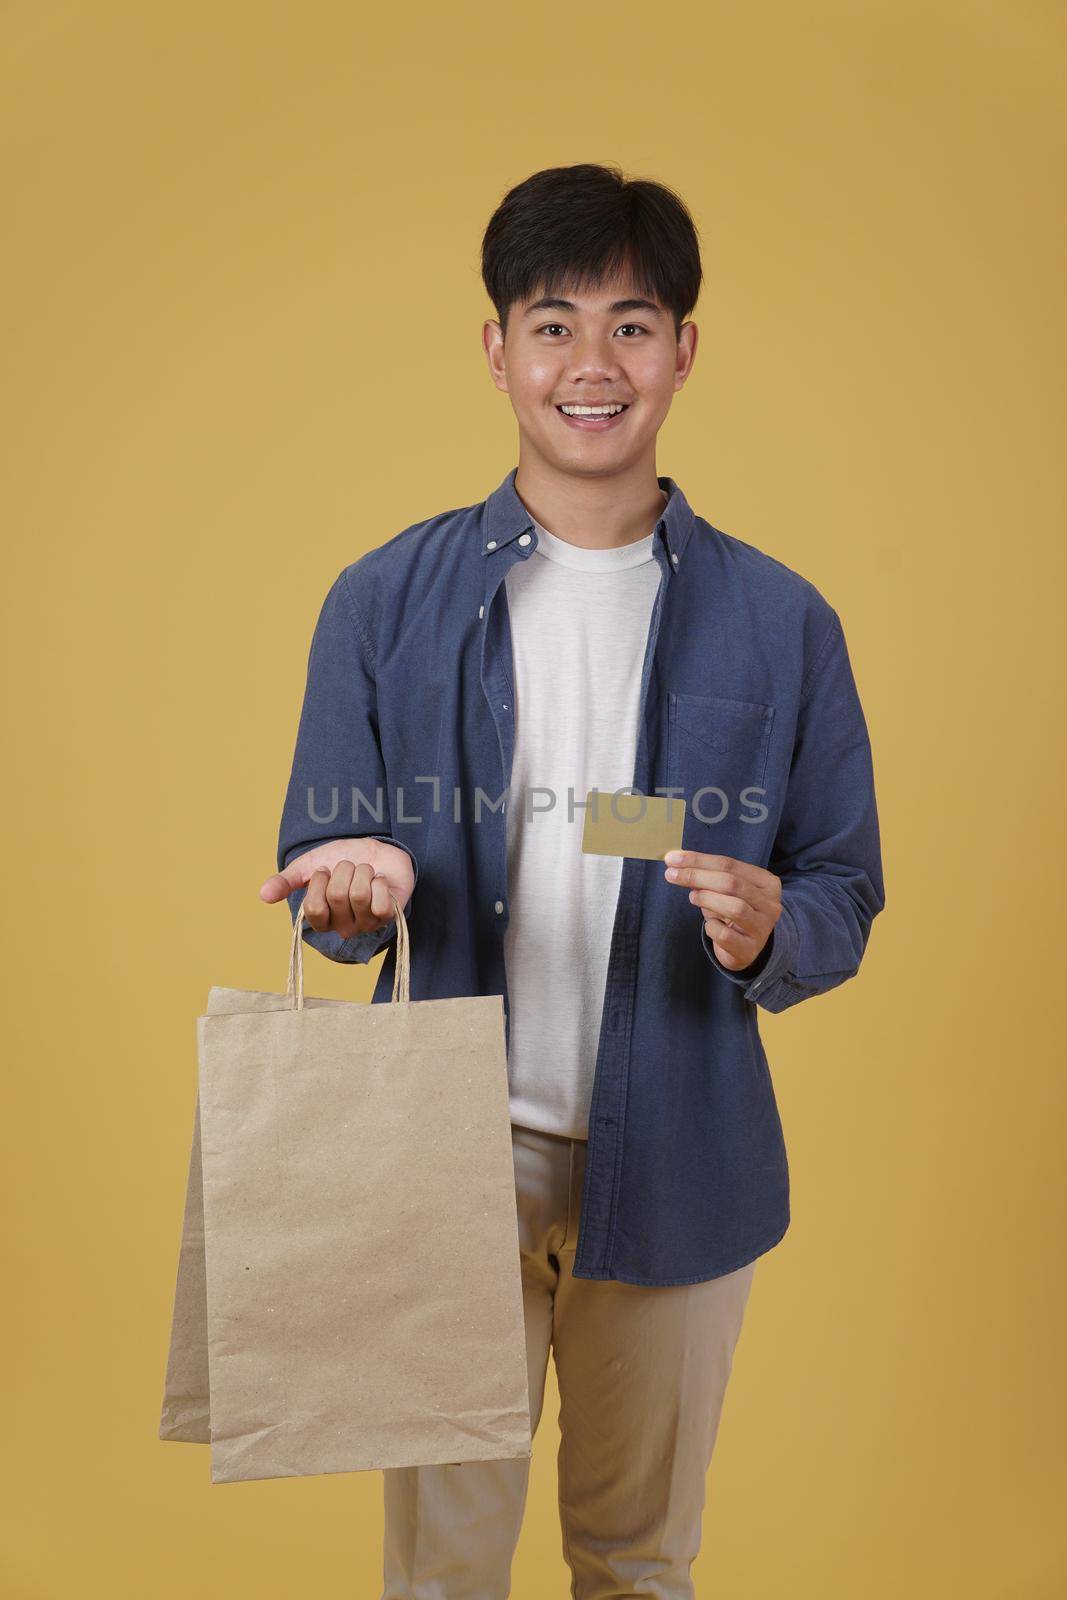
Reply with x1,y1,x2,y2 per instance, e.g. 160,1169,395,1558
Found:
513,455,668,551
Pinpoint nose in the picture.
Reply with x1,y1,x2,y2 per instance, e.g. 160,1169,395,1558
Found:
565,331,623,382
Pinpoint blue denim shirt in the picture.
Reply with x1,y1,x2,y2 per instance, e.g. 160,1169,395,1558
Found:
277,466,885,1286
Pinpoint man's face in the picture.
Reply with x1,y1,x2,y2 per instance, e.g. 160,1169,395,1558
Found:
483,270,697,478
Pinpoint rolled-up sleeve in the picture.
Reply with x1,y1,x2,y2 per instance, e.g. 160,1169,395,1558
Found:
276,566,418,965
703,609,885,1011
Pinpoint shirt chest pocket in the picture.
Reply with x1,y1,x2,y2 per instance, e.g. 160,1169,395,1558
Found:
666,692,775,845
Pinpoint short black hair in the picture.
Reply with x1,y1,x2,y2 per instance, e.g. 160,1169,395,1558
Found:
480,162,702,341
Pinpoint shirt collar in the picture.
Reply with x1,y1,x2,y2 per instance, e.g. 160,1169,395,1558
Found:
482,465,697,571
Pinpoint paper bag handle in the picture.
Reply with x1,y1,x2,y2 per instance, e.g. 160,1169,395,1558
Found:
286,891,411,1010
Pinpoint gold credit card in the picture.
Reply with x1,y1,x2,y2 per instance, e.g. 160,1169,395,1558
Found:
580,789,686,861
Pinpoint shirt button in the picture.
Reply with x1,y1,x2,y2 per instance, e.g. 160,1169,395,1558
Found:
518,533,532,546
494,900,505,914
486,540,497,550
671,552,679,566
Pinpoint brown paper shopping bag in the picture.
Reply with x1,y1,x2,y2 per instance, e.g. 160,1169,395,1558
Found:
158,990,356,1447
159,897,532,1485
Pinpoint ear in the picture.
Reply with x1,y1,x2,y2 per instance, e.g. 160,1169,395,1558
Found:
674,321,698,389
482,318,509,393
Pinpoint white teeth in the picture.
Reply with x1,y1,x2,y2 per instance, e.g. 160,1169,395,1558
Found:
559,403,626,416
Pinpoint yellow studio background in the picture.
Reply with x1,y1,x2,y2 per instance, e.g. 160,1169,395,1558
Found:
2,2,1063,1595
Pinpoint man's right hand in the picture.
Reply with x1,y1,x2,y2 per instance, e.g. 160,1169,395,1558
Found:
259,838,415,939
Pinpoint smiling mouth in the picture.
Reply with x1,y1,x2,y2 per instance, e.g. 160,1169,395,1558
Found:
555,403,631,431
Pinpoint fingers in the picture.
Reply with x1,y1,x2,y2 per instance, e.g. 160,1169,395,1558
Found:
662,850,781,960
259,857,323,904
259,871,294,904
702,914,762,970
368,871,396,929
688,888,763,938
302,866,332,931
303,860,397,937
689,885,783,936
325,860,359,934
664,856,780,921
664,851,779,897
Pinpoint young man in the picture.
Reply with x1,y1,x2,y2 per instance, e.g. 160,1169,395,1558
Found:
260,162,884,1598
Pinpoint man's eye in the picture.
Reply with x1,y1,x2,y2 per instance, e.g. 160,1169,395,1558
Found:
538,324,567,336
617,325,647,337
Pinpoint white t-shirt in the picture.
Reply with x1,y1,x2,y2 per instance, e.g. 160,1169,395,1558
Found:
502,496,665,1138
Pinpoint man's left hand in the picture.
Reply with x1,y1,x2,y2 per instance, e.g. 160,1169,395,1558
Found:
663,850,782,973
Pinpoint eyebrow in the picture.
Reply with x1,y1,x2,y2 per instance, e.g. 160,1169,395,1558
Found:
521,296,664,318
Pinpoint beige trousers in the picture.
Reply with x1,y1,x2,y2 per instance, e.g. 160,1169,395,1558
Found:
381,1121,757,1599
